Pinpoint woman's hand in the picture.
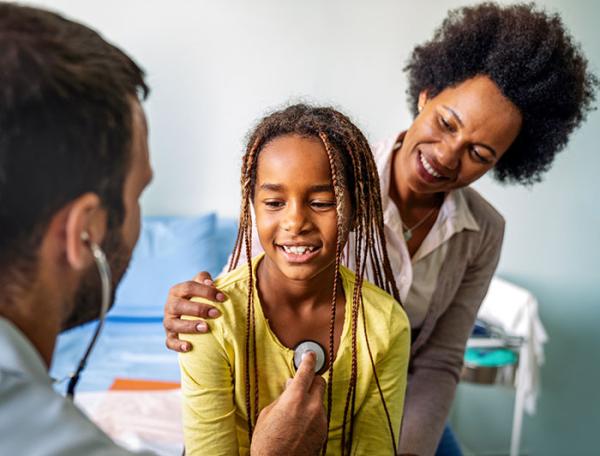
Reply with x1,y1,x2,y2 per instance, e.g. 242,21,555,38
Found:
163,271,226,352
251,352,327,456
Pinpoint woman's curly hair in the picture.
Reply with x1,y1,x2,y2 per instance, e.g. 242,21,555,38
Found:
404,2,598,185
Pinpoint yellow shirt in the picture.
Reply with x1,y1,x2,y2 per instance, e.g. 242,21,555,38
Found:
179,254,410,455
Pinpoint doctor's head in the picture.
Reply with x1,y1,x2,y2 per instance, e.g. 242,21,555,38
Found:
0,4,152,333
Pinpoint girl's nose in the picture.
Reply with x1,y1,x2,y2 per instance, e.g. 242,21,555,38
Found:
281,203,310,234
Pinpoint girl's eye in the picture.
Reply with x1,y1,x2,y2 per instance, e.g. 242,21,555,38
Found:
469,147,492,165
439,115,457,133
311,201,336,210
264,200,284,209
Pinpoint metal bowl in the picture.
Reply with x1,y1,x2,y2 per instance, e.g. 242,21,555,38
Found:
461,346,519,386
461,358,518,386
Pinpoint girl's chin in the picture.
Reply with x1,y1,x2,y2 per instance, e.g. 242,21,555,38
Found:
262,252,336,282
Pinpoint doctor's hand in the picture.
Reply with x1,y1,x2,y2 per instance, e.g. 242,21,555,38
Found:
163,271,225,352
251,351,327,456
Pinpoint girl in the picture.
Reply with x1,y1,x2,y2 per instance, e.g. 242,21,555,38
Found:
178,104,410,455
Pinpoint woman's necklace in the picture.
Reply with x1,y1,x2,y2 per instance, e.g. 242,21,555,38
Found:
401,207,437,241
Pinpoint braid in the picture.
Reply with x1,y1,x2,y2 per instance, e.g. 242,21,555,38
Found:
326,114,400,454
245,212,260,427
243,210,255,436
230,138,261,272
367,151,400,301
362,300,398,453
341,188,362,455
231,138,261,440
319,132,345,455
245,141,262,428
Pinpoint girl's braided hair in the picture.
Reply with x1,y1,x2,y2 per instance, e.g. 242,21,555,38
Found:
230,103,401,454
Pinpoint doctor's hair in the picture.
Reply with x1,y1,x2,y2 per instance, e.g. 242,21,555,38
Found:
404,2,598,185
0,4,148,293
229,103,400,455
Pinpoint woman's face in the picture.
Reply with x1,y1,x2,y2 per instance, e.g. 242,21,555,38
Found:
399,75,522,194
253,134,351,282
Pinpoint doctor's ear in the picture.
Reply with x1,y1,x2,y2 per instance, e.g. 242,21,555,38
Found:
64,193,107,270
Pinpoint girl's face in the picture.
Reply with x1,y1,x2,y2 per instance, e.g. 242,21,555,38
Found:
399,75,522,194
253,134,351,282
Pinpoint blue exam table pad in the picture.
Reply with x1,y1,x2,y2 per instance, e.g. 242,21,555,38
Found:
51,316,181,393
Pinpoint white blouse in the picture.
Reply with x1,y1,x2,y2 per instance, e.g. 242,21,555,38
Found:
367,134,480,328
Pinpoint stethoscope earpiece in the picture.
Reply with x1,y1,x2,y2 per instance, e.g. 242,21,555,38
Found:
293,340,327,375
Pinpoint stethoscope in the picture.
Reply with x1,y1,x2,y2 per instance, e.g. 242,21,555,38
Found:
56,233,323,395
293,340,327,374
53,231,112,399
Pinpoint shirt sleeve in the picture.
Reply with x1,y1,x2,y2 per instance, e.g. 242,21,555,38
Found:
352,306,410,454
178,315,238,456
399,219,505,456
0,373,149,456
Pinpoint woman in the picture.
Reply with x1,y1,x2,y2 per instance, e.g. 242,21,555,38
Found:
163,3,597,455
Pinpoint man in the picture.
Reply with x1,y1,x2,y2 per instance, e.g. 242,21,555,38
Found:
0,3,326,455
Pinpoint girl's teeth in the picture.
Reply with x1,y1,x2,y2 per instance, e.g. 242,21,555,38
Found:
420,153,442,178
283,246,313,254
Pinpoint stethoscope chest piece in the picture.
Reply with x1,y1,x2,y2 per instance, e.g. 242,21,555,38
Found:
293,340,326,374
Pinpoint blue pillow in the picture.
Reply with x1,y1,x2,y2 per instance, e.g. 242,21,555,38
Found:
109,213,218,318
212,217,239,276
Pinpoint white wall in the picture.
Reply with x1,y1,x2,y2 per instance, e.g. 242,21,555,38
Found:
23,1,600,454
28,0,480,216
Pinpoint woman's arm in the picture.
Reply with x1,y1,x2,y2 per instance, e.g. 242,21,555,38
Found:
178,312,238,456
399,221,505,456
352,307,411,455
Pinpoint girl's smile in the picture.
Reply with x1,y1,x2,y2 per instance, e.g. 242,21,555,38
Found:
275,242,322,263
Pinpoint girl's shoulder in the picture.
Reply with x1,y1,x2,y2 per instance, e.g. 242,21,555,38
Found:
187,261,254,324
180,262,253,350
213,260,252,291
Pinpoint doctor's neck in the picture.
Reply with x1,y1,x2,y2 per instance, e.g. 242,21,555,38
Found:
0,243,79,369
0,287,65,369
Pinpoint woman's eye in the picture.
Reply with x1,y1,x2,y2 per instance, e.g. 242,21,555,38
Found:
439,116,456,133
469,147,492,164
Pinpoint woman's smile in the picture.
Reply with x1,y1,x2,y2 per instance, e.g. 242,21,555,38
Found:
396,76,523,198
415,150,452,183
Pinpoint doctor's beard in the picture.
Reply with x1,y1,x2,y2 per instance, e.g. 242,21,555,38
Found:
61,226,132,331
